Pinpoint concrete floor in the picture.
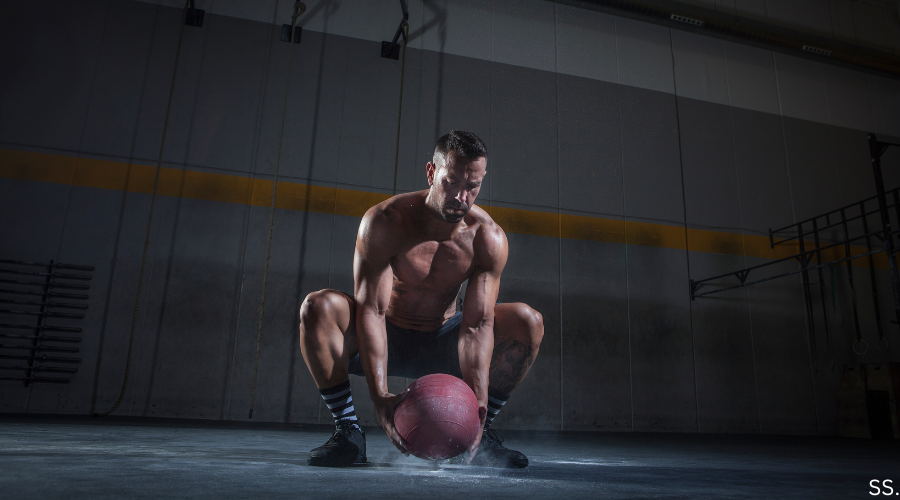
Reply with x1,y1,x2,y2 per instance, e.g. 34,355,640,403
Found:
1,416,897,499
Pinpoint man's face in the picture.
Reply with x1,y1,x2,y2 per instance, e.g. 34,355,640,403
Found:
426,151,486,223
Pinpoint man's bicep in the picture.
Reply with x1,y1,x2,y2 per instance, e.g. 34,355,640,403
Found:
461,225,508,328
354,255,392,315
461,269,502,329
353,210,395,313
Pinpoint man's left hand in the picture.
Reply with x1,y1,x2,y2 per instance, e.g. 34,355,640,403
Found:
464,405,488,464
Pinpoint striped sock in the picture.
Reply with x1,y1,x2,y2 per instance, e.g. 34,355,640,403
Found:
484,391,509,430
320,380,360,430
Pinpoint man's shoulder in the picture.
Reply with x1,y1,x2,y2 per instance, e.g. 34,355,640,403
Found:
468,206,507,261
363,191,424,226
468,205,504,238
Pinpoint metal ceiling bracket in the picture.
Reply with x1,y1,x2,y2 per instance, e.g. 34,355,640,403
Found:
281,24,302,43
184,0,204,27
381,0,409,60
381,41,401,60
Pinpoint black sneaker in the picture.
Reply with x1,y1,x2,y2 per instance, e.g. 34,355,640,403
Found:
452,429,528,468
308,424,366,467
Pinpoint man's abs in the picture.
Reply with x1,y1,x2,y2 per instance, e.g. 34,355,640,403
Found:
385,282,460,331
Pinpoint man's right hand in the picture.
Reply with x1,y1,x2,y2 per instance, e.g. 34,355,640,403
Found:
373,391,410,455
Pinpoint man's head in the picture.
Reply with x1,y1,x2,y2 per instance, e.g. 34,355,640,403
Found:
426,130,487,224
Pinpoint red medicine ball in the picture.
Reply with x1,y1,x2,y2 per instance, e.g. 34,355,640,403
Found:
393,373,481,460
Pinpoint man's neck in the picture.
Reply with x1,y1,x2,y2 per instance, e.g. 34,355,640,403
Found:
419,194,460,242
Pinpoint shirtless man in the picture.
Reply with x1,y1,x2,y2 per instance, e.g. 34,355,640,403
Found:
299,130,543,468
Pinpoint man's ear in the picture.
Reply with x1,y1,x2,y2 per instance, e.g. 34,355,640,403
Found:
426,162,436,186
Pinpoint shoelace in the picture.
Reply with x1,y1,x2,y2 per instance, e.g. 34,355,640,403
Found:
483,428,504,445
326,425,353,444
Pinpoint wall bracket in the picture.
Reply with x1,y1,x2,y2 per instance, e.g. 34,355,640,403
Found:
184,1,204,27
281,24,302,43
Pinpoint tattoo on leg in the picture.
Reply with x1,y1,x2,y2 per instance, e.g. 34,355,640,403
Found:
489,338,537,395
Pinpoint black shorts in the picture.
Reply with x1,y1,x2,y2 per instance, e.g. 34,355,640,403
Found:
347,307,464,380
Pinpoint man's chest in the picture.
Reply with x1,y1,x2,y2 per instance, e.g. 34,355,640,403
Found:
391,240,475,286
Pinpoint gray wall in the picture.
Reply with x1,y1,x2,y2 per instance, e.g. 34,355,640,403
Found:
678,0,900,56
2,0,900,435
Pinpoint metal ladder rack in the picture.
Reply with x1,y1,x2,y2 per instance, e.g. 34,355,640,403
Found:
689,134,900,363
0,259,94,385
690,191,900,299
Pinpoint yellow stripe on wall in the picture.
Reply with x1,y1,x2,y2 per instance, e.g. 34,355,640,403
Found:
0,148,391,218
0,148,887,268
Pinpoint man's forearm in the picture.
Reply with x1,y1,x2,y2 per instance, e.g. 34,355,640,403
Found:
458,326,493,407
356,310,390,398
356,307,409,453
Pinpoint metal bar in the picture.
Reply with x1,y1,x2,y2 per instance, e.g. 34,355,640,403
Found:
0,323,82,333
772,209,874,246
0,278,89,290
0,299,88,310
0,354,81,363
802,275,817,370
0,309,84,319
869,133,900,331
0,333,81,343
0,289,89,300
769,187,900,238
840,209,864,351
797,222,818,371
0,259,94,271
695,134,900,340
694,227,892,287
0,259,90,385
861,202,886,345
772,206,893,248
0,268,92,281
0,309,85,319
0,376,71,383
770,189,900,245
893,190,900,250
812,218,833,369
0,365,77,374
0,344,79,353
692,247,885,297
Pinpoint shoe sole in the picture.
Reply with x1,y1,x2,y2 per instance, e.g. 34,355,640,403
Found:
307,454,367,467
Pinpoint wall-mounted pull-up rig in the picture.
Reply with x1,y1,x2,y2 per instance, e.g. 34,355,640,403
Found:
0,259,93,385
690,134,900,365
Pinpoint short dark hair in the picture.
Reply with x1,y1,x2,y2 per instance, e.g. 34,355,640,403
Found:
433,130,487,167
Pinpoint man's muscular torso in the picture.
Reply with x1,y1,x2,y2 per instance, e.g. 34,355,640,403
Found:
373,191,499,332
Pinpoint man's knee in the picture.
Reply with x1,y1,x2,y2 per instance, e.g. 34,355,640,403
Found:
505,303,544,348
300,289,347,327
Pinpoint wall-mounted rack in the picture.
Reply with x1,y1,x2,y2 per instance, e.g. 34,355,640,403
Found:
690,134,900,364
0,259,94,386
